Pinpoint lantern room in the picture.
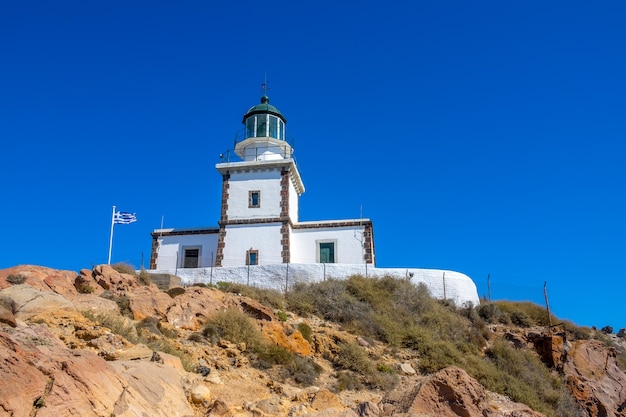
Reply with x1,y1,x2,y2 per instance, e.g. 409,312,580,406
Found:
235,95,293,161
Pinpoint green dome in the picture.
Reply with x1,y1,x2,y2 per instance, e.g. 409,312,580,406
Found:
242,96,286,124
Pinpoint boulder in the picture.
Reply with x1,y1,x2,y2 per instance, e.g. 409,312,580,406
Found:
0,299,16,327
563,340,626,417
380,366,546,417
166,286,228,330
0,285,76,321
127,286,175,320
0,265,78,296
262,320,313,356
0,324,194,417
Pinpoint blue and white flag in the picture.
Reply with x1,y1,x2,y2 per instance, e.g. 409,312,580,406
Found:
114,211,137,225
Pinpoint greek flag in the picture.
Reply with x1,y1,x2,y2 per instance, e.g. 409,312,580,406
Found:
114,211,137,225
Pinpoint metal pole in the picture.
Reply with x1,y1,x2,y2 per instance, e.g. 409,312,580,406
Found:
323,263,326,281
285,263,289,292
443,272,447,300
210,252,214,285
175,251,179,276
107,206,116,265
544,281,553,327
247,263,250,286
487,274,492,302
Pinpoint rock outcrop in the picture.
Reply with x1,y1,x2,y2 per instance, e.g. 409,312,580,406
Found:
380,366,546,417
564,340,626,417
0,264,624,417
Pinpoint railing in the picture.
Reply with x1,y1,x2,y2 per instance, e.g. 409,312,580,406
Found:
219,128,296,163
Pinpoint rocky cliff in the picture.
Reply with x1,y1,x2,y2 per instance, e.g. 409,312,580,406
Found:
0,265,624,417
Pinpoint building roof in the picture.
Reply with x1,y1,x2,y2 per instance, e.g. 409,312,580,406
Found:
242,95,286,123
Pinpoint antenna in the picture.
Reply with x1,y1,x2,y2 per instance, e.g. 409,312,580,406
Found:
261,73,270,96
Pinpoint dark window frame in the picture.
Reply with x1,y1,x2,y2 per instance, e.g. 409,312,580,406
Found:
246,249,259,265
249,190,261,208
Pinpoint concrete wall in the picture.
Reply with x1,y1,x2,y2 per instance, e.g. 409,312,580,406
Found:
155,233,218,270
289,176,299,222
148,263,480,307
227,169,282,219
220,223,283,266
291,226,366,264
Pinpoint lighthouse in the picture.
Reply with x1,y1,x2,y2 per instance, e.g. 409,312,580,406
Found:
150,92,374,270
214,94,305,267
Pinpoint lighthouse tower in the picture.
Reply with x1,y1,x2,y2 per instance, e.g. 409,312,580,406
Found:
214,95,304,267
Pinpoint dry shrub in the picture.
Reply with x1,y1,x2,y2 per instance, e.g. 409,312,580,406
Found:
167,287,186,298
77,283,94,294
203,308,264,351
6,274,26,285
138,268,152,286
111,262,137,275
332,341,397,390
82,310,193,371
216,282,285,310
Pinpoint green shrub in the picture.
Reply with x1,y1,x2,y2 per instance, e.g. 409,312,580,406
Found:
255,344,293,368
6,274,26,285
287,355,322,386
286,279,372,324
276,310,289,321
484,339,564,416
495,301,554,327
510,310,532,327
203,308,264,351
297,322,312,343
562,321,592,340
332,341,397,390
336,371,362,391
111,262,137,275
334,341,374,375
477,302,510,324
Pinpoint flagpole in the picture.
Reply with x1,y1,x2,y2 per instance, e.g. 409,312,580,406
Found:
108,205,116,265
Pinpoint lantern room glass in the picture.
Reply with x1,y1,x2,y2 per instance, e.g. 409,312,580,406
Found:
244,114,285,140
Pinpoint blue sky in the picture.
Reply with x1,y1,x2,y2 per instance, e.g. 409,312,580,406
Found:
2,1,625,331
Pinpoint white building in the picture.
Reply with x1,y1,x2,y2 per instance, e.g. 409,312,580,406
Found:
149,94,375,271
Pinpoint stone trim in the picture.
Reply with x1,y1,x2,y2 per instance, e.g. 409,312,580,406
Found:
215,172,230,267
292,219,373,229
363,222,375,265
280,169,291,263
219,218,283,226
149,234,159,270
150,228,219,238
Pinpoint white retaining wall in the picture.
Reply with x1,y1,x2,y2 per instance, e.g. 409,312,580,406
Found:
148,263,480,306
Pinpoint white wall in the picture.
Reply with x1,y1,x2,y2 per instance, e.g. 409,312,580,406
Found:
227,169,282,219
288,177,299,222
221,223,283,266
148,263,481,307
291,226,365,264
155,233,218,270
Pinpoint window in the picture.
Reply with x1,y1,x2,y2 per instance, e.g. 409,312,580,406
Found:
278,119,285,140
256,114,267,137
249,190,260,208
183,248,199,268
269,115,278,138
246,249,259,265
246,117,255,138
318,241,335,263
